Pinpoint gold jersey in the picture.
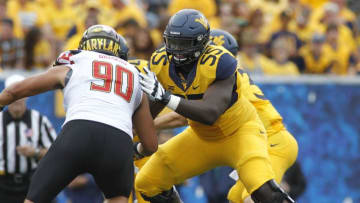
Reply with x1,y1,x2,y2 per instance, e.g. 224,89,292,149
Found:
128,59,172,143
129,58,149,73
236,68,285,136
149,45,258,140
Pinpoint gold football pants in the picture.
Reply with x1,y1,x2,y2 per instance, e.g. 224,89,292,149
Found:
135,120,275,197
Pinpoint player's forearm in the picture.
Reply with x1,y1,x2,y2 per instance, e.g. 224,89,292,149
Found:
139,68,233,124
133,94,158,155
154,112,188,129
0,80,39,106
153,97,218,125
166,76,234,125
149,98,166,118
0,67,68,107
0,89,17,107
175,99,221,125
0,77,53,106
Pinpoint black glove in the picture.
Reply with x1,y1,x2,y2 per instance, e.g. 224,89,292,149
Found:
0,106,4,112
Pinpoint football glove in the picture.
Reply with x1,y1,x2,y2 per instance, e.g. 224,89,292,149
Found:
139,67,171,105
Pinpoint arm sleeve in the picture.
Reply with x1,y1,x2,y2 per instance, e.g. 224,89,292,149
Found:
39,116,57,148
216,53,237,80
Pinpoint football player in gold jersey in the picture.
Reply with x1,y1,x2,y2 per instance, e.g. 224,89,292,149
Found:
210,29,298,203
141,29,299,203
135,9,295,203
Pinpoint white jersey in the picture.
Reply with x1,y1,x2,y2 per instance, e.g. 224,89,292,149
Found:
56,50,142,138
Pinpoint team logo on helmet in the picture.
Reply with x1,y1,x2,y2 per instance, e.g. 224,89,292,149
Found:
210,35,225,46
89,26,103,33
195,16,209,30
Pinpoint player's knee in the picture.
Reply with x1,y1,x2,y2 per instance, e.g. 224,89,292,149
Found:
227,185,240,203
251,180,295,203
134,173,149,194
134,173,160,198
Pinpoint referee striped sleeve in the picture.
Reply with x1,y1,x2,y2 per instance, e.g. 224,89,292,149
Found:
0,113,6,174
40,116,57,148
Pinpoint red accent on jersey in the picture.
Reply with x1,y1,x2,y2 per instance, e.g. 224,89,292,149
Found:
115,65,134,102
90,61,134,102
90,61,113,93
56,51,75,65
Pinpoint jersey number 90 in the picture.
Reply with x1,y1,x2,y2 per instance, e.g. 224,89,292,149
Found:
90,60,134,102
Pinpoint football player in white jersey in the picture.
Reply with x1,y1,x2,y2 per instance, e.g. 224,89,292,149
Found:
0,25,158,203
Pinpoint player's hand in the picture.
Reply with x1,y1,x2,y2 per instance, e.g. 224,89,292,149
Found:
139,67,171,104
0,105,4,112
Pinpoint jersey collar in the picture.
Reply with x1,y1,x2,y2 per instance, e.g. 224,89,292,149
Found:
169,62,197,92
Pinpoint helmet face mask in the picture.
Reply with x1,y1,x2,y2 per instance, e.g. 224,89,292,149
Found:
165,38,194,51
164,36,207,65
78,25,129,60
163,9,210,66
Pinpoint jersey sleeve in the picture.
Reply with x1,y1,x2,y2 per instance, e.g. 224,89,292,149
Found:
216,53,237,80
53,50,81,67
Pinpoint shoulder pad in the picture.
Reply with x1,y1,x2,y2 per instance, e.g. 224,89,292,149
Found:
128,59,149,73
53,50,81,67
216,52,237,80
150,47,168,75
204,45,230,56
199,45,237,80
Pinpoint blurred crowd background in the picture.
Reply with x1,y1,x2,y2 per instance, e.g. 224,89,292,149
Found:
1,0,360,76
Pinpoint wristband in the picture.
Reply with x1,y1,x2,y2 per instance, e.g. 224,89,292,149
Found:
166,95,181,111
160,91,172,105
